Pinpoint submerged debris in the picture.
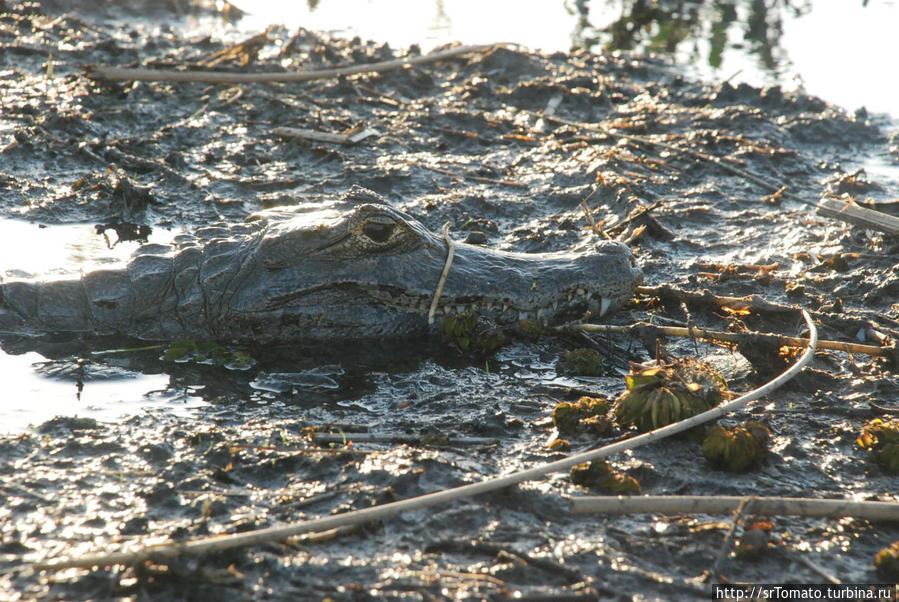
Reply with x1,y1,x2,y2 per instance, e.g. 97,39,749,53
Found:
569,460,641,494
613,358,728,432
734,520,774,559
556,347,606,376
163,339,256,370
552,396,611,436
439,312,505,352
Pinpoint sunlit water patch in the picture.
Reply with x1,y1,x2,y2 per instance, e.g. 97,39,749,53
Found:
0,219,180,276
0,350,206,433
0,220,198,434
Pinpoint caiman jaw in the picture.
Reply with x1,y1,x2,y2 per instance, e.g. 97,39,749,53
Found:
364,283,627,326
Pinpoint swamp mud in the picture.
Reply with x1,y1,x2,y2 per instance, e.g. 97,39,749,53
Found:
2,1,899,599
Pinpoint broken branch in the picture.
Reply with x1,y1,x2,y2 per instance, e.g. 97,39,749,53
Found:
570,495,899,521
85,44,496,84
557,321,888,357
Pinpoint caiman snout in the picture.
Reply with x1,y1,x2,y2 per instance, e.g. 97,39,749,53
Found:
426,235,643,329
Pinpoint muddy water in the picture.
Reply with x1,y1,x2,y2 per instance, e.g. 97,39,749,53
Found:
1,1,898,599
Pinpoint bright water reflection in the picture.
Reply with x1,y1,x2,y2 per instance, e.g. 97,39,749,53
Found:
0,220,178,276
228,0,898,116
0,351,204,433
0,221,197,433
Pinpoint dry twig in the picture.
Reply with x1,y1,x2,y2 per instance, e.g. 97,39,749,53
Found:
557,322,888,357
569,495,899,521
86,44,496,84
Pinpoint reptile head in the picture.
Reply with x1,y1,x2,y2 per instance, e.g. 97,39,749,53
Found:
226,195,642,341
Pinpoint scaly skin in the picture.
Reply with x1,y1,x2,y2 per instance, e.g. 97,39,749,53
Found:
0,187,643,343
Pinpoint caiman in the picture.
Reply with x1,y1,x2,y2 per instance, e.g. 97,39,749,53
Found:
0,187,643,343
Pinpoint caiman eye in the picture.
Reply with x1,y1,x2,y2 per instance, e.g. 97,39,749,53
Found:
361,220,396,244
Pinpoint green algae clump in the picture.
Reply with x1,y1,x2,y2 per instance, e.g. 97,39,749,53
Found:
857,418,899,473
552,396,610,436
569,460,641,494
702,422,771,472
874,541,899,579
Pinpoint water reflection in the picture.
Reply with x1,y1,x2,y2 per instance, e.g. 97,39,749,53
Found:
228,0,896,114
0,220,177,276
569,0,813,80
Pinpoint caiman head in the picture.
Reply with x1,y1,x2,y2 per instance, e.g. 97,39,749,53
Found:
223,190,643,342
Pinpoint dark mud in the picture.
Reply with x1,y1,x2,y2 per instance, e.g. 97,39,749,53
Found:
2,1,899,599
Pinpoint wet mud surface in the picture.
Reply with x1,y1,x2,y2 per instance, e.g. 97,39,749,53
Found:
2,1,899,599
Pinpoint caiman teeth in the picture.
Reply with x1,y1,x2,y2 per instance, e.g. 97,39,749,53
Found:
370,285,614,325
599,297,612,317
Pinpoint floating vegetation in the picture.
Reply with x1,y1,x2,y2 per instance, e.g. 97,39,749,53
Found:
552,396,611,436
439,312,505,352
857,418,899,473
613,358,728,432
874,541,899,579
163,339,256,370
702,422,771,472
569,460,641,494
556,347,605,376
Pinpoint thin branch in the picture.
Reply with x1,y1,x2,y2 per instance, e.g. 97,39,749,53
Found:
428,223,455,325
636,284,800,314
710,497,750,578
416,163,528,188
85,44,497,84
556,322,887,357
569,495,899,521
310,433,499,446
272,126,379,145
27,312,817,573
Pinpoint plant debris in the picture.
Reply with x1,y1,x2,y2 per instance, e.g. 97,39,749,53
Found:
613,358,728,432
857,418,899,473
556,347,606,376
569,460,641,494
552,396,611,436
702,422,771,472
